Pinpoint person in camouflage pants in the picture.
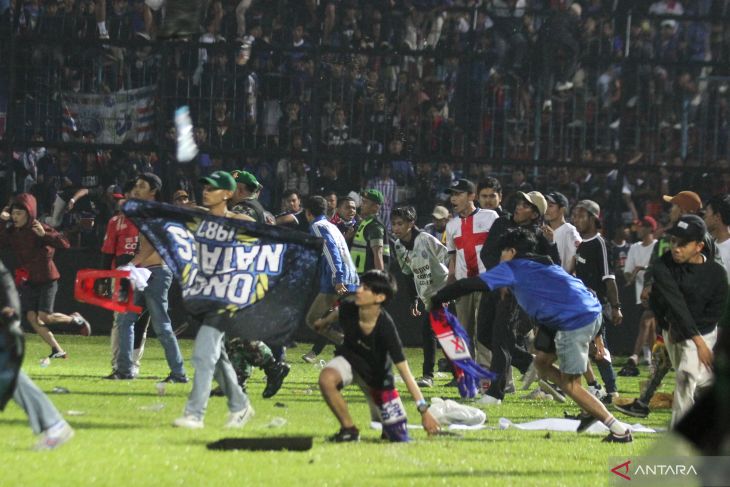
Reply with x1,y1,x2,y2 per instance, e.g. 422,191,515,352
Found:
211,338,290,399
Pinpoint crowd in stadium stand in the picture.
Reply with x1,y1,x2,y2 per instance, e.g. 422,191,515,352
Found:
2,0,730,248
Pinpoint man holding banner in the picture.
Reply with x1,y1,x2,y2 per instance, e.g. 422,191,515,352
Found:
174,171,257,429
121,171,323,428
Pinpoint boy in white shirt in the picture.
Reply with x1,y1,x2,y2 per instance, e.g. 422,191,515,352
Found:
544,192,581,273
618,217,658,376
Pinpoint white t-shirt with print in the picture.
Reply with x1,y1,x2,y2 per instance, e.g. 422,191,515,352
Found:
553,222,582,272
624,239,657,304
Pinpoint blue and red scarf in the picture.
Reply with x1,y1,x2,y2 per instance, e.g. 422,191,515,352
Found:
430,307,497,399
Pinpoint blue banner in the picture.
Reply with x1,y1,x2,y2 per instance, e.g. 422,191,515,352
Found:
122,200,322,345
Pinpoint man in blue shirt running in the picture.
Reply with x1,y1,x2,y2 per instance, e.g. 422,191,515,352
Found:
432,228,633,442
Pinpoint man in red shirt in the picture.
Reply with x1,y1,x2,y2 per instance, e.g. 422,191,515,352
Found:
100,182,149,376
0,194,91,359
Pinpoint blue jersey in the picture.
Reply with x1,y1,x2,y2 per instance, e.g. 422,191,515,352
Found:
310,215,359,293
479,258,601,331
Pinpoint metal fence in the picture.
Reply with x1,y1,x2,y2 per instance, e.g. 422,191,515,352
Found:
2,6,730,209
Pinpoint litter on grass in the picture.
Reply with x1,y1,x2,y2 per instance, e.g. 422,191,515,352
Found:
138,403,165,412
498,417,657,435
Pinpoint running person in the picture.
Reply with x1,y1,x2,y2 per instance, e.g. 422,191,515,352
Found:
0,194,91,360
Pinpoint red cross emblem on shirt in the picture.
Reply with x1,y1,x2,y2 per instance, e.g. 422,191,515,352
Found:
451,336,466,353
453,215,489,277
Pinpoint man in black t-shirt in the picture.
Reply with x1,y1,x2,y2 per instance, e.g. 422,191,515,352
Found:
315,270,440,442
572,200,622,404
275,189,310,233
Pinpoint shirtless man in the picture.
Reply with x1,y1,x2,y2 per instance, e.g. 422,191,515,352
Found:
106,173,188,381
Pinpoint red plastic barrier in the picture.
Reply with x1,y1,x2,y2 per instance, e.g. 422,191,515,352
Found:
74,269,143,314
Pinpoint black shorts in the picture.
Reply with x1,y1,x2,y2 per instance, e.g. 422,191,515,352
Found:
534,324,557,354
20,280,58,314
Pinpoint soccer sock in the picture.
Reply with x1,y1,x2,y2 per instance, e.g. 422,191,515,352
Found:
604,415,629,436
642,346,651,363
628,354,638,365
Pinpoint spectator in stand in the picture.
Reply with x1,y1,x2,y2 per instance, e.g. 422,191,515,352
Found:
276,155,310,197
491,0,528,76
324,107,351,149
312,160,348,198
649,0,684,16
538,1,582,111
366,162,397,230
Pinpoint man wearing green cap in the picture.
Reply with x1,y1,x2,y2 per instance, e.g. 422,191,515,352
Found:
229,170,265,224
350,189,391,275
174,170,256,430
226,169,290,399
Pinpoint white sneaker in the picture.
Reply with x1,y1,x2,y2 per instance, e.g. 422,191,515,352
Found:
224,404,255,429
521,388,553,401
520,361,538,390
476,394,502,405
33,421,74,450
538,380,566,403
301,351,317,364
173,414,204,429
175,106,199,163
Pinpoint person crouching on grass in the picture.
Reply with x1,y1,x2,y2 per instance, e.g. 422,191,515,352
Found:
431,228,633,442
315,270,440,442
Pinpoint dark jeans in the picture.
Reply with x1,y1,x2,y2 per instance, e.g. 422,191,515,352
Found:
595,323,618,394
480,291,533,400
421,313,437,378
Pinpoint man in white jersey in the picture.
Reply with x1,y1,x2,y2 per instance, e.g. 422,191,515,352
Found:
445,179,499,358
618,216,658,377
544,192,581,273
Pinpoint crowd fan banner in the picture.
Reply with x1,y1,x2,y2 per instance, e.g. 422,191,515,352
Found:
61,86,156,144
122,199,321,346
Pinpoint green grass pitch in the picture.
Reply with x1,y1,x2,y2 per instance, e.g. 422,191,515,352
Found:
0,335,673,486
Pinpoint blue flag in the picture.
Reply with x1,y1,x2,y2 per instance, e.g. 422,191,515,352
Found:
122,200,322,345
